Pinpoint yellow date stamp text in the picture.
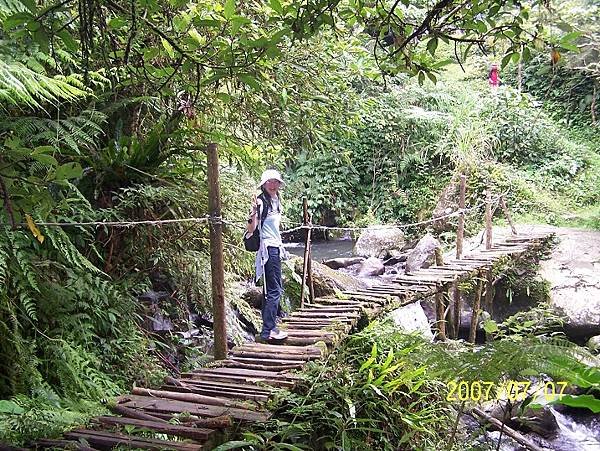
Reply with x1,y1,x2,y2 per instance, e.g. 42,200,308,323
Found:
446,380,568,402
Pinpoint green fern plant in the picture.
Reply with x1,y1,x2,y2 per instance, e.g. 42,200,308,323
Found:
0,60,89,109
0,110,107,155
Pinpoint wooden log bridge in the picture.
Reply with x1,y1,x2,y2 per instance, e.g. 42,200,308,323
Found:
27,230,553,450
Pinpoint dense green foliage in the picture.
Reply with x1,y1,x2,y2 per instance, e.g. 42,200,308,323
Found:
0,0,598,445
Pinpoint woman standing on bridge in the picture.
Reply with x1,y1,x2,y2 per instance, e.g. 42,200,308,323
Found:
245,169,288,342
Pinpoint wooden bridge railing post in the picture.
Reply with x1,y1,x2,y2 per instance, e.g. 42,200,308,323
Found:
456,174,466,259
468,272,484,344
500,196,517,235
206,143,227,360
300,198,313,307
434,248,446,340
485,189,493,250
452,174,467,339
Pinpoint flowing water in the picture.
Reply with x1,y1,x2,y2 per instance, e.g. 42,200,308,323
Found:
548,408,600,450
284,239,356,262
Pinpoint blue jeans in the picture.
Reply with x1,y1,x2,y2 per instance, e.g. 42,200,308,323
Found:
261,247,282,339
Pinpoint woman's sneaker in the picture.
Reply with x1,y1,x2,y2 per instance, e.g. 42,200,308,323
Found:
268,329,288,340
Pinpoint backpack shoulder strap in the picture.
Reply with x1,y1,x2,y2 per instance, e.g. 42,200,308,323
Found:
257,194,269,227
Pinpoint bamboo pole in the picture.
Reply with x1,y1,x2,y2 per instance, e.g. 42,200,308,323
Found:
206,143,227,360
468,273,484,344
485,189,493,250
499,196,517,235
456,174,466,259
300,197,311,308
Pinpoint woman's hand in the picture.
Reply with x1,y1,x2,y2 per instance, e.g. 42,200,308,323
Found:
248,194,258,221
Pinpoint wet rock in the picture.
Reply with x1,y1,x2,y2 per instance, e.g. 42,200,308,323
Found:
587,335,600,353
241,286,264,309
358,257,385,277
489,402,559,438
292,256,367,297
383,254,408,265
322,257,365,270
539,227,600,339
389,301,434,340
405,233,441,273
353,227,405,259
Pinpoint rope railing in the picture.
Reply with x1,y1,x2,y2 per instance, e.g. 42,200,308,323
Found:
1,190,507,233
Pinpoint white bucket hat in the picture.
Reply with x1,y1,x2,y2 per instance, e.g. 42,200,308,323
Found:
258,169,284,188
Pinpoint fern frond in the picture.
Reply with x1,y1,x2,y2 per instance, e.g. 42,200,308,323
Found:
0,60,89,110
0,110,107,154
0,0,28,15
43,226,103,275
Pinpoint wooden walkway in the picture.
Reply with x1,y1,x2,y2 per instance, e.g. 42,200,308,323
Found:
27,231,553,450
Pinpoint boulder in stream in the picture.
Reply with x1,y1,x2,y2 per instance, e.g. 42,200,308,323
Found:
587,335,600,353
353,227,405,259
358,257,385,277
322,257,365,270
292,256,367,297
389,301,434,340
405,233,441,273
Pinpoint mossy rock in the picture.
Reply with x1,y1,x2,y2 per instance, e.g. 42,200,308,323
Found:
288,256,367,299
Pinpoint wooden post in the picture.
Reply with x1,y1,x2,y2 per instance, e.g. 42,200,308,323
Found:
485,190,493,250
434,247,446,339
300,197,312,308
468,274,484,344
307,239,315,304
484,269,494,316
500,196,517,235
456,174,466,259
206,143,227,360
435,291,446,340
452,283,461,339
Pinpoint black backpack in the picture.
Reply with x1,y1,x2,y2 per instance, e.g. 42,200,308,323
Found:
243,195,270,252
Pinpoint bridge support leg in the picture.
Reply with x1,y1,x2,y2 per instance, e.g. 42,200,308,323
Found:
435,291,446,340
469,273,484,344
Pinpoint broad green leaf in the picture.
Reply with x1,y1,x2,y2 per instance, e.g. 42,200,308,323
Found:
161,38,175,58
54,162,83,181
231,16,251,35
483,320,499,333
31,153,58,166
3,12,32,30
33,28,49,53
270,0,283,14
501,52,515,69
239,74,261,90
0,400,24,414
426,37,438,56
426,71,437,84
212,441,253,451
108,16,128,29
195,19,221,27
552,395,600,413
57,30,78,52
188,28,205,45
224,0,235,19
560,31,582,44
559,43,579,52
